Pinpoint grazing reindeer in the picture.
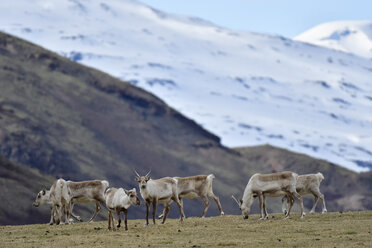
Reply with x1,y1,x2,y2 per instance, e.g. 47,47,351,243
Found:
134,169,184,225
32,179,72,225
33,188,82,224
282,172,327,214
159,174,224,218
105,187,140,231
232,171,305,219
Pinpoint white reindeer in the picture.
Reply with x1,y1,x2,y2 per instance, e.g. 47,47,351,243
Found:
159,174,224,218
33,188,82,224
134,169,184,225
66,180,109,222
32,178,72,225
105,187,140,231
282,172,327,214
34,179,109,224
232,171,305,219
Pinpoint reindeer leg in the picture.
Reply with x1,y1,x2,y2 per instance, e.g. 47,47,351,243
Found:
263,195,269,219
312,189,327,213
57,204,63,225
145,200,150,226
172,196,184,222
123,208,128,231
152,199,157,225
209,193,224,216
258,193,264,220
88,201,101,223
180,199,186,219
293,191,305,218
158,207,165,219
320,193,327,213
69,203,82,222
116,208,121,228
285,194,294,218
310,193,319,213
282,195,288,215
64,203,71,224
200,196,210,218
161,204,170,224
108,210,112,230
49,206,55,225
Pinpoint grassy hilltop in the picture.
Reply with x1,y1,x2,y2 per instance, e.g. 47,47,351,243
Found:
1,212,371,248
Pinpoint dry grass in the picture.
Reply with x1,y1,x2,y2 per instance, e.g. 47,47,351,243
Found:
1,211,371,248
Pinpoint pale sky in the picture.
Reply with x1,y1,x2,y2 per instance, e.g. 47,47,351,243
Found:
140,0,372,38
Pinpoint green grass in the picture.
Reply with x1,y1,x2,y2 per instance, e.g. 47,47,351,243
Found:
1,211,371,248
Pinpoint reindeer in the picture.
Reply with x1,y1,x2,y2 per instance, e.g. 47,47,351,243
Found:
159,174,224,218
32,178,72,225
66,180,109,222
232,171,305,219
33,188,82,224
134,169,184,225
282,172,327,214
105,187,140,231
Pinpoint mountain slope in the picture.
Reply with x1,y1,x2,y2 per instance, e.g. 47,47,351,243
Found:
0,30,246,223
0,0,371,172
0,32,371,225
295,20,372,59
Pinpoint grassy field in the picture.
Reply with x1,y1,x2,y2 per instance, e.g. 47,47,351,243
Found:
1,211,371,248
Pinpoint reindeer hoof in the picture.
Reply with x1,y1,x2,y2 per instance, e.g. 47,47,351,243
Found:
220,212,225,216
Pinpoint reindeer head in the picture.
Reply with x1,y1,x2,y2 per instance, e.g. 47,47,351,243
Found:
133,168,151,190
33,189,49,207
125,188,140,206
232,195,249,219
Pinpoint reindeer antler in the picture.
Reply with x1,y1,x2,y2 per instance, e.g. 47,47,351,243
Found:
133,168,140,177
231,195,241,207
145,168,152,178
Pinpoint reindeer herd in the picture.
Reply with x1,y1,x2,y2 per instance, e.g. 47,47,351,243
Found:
33,170,327,231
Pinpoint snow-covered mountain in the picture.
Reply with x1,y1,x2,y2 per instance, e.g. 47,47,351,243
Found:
295,20,372,59
0,0,371,172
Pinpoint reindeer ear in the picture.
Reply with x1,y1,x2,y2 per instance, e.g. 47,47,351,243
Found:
145,176,151,181
239,199,243,205
135,177,140,182
42,189,46,195
124,190,130,196
132,188,136,192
